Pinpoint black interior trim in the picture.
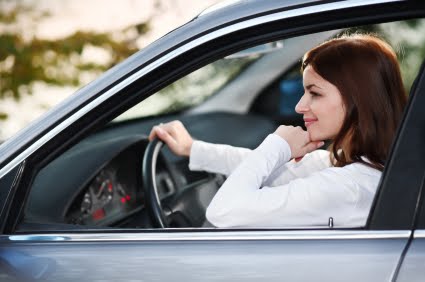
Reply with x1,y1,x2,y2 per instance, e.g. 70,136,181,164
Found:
368,59,425,229
406,61,425,230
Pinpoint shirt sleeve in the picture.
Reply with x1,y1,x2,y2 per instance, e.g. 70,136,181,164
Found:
189,140,252,176
205,134,360,228
189,137,331,181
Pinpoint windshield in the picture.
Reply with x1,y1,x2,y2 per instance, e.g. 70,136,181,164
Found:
114,55,261,121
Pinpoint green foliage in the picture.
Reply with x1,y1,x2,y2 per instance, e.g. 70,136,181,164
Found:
0,1,148,99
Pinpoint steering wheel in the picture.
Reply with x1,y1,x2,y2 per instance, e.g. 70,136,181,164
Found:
142,138,170,228
142,138,222,228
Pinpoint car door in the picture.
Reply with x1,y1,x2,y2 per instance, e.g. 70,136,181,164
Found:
1,0,425,281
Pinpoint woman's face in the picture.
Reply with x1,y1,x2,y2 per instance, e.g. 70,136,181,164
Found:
295,65,346,141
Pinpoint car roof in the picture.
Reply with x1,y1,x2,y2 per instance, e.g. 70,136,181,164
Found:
197,0,320,18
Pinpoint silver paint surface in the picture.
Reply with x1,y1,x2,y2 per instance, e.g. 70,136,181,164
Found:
0,230,409,281
396,230,425,282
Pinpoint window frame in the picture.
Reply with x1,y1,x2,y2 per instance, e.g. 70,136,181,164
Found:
2,0,425,234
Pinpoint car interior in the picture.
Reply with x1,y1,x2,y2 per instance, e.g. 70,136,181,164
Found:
17,18,425,232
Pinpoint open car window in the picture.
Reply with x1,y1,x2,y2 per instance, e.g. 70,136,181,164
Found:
19,18,425,232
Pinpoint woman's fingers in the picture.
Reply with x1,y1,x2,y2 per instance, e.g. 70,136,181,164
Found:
274,125,324,159
149,125,176,147
155,126,178,148
148,125,166,141
148,120,193,157
148,126,159,141
301,141,325,155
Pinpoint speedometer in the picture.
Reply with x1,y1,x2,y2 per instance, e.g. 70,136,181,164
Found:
67,168,118,224
67,166,137,226
85,169,116,221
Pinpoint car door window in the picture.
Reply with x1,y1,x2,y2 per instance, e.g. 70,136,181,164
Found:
16,18,425,232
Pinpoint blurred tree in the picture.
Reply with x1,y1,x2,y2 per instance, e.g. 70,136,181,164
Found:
0,0,148,105
343,19,425,94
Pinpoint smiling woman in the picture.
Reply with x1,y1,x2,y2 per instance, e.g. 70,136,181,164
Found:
150,34,407,228
301,34,407,171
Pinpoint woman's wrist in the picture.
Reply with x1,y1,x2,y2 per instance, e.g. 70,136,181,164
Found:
255,134,292,165
184,139,194,157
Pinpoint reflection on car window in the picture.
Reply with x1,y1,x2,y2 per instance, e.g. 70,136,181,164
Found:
116,19,425,124
114,55,259,121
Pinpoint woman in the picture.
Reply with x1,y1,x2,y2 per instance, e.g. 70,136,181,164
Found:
149,34,407,228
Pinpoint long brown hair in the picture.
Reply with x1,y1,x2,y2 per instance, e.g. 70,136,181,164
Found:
302,34,407,171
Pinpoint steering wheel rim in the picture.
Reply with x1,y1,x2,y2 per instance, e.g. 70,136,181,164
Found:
142,138,169,228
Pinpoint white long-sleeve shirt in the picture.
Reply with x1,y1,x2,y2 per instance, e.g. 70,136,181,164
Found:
189,134,381,228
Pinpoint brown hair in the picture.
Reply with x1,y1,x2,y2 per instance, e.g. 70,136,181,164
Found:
302,34,407,171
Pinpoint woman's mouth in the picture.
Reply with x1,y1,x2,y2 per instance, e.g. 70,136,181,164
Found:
304,118,318,127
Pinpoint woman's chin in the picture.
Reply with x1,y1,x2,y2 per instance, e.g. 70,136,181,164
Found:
308,130,328,143
307,130,318,141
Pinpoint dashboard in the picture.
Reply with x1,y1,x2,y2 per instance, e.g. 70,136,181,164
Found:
22,112,276,230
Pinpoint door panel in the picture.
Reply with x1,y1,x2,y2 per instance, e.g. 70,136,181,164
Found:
0,230,409,281
394,231,425,282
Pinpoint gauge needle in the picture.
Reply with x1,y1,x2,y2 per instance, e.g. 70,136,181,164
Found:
95,182,106,198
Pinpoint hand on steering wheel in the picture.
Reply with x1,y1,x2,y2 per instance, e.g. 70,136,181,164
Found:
148,120,193,157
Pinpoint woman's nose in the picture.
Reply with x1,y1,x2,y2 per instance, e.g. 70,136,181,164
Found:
295,94,309,114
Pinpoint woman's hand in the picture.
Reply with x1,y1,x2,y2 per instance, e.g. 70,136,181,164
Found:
148,120,194,157
274,125,324,159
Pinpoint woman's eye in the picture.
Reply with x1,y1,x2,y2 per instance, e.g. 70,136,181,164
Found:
310,91,321,97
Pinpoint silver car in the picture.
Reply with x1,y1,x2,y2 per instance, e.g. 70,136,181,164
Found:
1,0,425,281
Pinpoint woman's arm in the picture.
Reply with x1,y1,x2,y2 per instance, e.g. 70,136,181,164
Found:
149,120,256,176
189,138,330,183
205,134,367,228
188,140,252,176
149,120,328,182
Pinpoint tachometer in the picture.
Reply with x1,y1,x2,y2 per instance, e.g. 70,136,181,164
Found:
86,170,115,221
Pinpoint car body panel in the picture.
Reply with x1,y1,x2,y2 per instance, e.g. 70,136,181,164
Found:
394,231,425,282
0,230,410,281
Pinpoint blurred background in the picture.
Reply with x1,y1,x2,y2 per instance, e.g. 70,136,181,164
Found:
1,0,425,142
0,0,220,140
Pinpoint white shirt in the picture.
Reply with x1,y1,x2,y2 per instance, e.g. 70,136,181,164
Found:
189,134,381,228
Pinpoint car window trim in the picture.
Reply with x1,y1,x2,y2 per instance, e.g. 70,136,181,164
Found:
413,230,425,238
3,229,411,242
4,0,423,234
